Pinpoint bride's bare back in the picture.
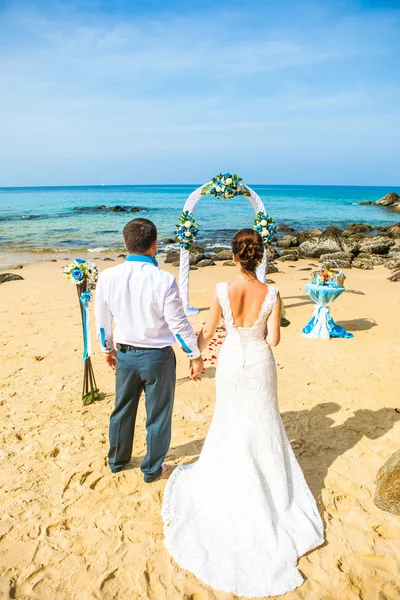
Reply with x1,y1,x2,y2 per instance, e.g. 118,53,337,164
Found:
227,279,272,328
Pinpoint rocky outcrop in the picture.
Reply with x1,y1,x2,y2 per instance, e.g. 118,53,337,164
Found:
196,259,215,267
298,235,343,258
0,273,24,284
359,236,394,255
388,270,400,282
276,235,298,249
361,192,400,213
165,251,180,263
214,249,233,261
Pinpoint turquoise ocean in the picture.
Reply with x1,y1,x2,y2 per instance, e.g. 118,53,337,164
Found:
0,185,399,256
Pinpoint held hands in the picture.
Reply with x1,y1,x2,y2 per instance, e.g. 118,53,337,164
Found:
189,356,205,382
105,350,117,371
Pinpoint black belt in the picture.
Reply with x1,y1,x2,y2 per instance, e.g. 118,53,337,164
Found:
116,343,170,353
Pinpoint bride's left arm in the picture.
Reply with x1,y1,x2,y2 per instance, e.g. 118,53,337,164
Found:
197,290,222,353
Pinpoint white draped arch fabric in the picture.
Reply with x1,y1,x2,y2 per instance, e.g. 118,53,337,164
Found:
178,184,268,315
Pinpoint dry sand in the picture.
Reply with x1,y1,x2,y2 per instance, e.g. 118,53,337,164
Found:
0,257,400,600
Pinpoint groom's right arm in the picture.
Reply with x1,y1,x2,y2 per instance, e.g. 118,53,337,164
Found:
95,274,116,368
163,278,201,362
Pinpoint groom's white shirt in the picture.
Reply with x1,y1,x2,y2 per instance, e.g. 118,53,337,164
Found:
95,259,200,359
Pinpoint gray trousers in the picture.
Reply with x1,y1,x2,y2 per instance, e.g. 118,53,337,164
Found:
108,345,176,482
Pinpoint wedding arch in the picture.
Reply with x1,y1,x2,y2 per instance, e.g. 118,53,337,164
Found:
176,174,273,316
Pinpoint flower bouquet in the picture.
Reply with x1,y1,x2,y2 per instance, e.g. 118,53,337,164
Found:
175,211,199,250
254,212,276,247
205,173,250,198
63,259,99,405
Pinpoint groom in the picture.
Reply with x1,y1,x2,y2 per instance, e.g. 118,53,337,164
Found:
95,218,204,482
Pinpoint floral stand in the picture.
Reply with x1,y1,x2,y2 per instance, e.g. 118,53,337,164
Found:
302,283,353,340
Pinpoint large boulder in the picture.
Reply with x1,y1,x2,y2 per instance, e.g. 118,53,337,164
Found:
214,249,232,261
386,259,400,271
387,223,400,238
196,259,215,267
352,259,374,270
165,251,180,263
388,270,400,282
267,245,280,260
0,273,24,284
298,235,342,258
191,252,208,265
359,236,395,255
276,235,298,249
342,223,373,237
319,252,354,263
387,250,400,260
266,262,279,274
296,228,323,245
323,226,343,237
376,192,400,207
223,260,236,267
279,254,298,262
277,224,296,233
374,450,400,515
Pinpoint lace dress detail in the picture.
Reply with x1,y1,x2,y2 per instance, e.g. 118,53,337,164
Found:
162,283,324,598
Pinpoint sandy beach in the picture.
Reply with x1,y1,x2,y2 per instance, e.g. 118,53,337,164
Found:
1,256,400,600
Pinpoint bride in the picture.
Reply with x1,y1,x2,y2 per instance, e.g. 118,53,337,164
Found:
161,229,324,598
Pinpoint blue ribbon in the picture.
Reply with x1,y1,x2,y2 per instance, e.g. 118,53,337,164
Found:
303,284,353,339
125,254,158,267
79,289,93,362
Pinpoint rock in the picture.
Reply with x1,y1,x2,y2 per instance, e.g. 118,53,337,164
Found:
319,252,354,263
103,257,115,261
265,279,276,284
322,259,352,269
386,259,400,271
277,235,298,249
387,250,400,260
359,236,395,255
223,260,236,267
352,259,374,270
94,205,106,210
374,450,400,514
163,238,176,244
266,262,279,274
298,235,342,258
387,223,400,238
376,192,400,207
51,259,57,262
212,246,229,253
388,270,400,281
296,229,323,245
190,265,198,271
111,206,126,212
214,249,232,261
117,254,127,259
279,254,298,262
280,249,298,256
13,265,23,270
0,273,24,284
171,261,180,267
299,267,312,271
189,245,206,255
342,223,373,237
130,207,140,212
346,289,365,295
277,224,295,233
196,259,216,267
323,226,343,237
359,201,374,205
191,252,208,265
267,246,280,260
165,251,180,263
369,256,387,266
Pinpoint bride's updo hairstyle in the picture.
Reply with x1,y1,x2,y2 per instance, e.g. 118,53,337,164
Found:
232,228,264,273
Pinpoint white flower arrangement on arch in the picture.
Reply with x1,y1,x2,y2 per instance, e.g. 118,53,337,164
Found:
175,211,199,250
254,212,276,247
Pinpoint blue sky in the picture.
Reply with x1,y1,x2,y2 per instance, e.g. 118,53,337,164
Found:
0,0,399,186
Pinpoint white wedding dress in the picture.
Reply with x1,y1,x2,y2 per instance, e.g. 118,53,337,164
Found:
162,283,324,598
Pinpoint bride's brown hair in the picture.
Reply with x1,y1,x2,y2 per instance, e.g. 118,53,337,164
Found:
232,229,264,273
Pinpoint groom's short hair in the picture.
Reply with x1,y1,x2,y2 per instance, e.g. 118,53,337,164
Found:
123,218,157,253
